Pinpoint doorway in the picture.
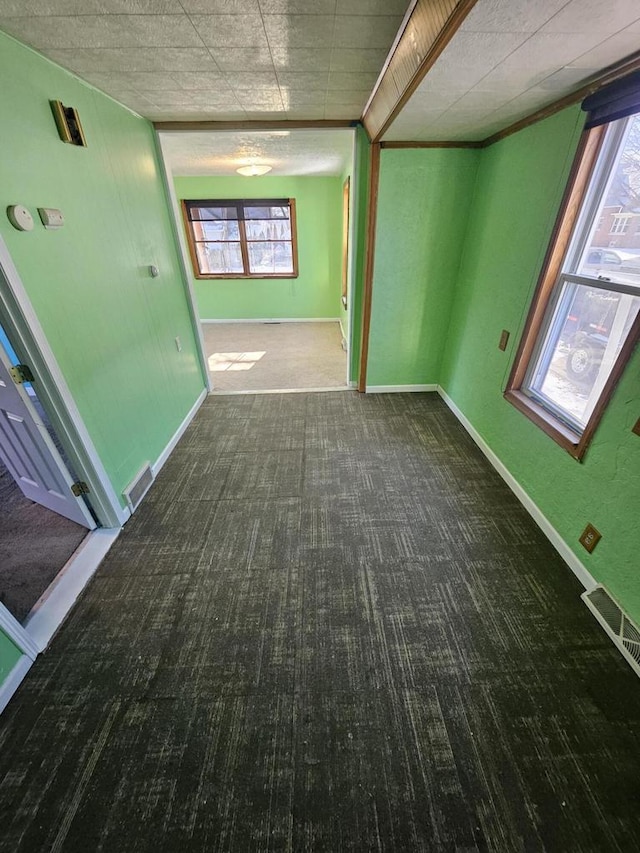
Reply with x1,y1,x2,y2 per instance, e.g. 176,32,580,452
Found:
0,323,93,623
157,127,358,395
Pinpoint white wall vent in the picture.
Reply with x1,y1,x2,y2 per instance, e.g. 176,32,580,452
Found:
582,585,640,678
123,462,154,512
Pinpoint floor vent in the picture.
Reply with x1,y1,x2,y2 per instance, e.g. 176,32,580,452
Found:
582,585,640,677
123,463,154,512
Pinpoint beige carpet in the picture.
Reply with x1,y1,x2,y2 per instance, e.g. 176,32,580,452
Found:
202,321,347,393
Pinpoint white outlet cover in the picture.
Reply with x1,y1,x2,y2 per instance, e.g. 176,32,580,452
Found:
7,204,34,232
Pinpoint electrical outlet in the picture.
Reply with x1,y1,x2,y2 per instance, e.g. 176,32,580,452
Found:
632,417,640,437
175,336,182,352
579,523,601,554
498,330,510,351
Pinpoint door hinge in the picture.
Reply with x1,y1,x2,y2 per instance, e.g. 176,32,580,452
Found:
71,481,90,497
10,364,35,384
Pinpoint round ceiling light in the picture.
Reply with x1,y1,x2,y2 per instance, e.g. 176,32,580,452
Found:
236,164,272,176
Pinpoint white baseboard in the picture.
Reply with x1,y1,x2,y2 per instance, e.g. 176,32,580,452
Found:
24,528,121,652
437,386,597,593
210,385,350,396
366,384,438,393
348,381,357,389
201,318,340,324
151,389,207,477
115,504,131,525
0,655,33,716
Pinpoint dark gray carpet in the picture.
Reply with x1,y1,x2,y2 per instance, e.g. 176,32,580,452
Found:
1,392,639,852
0,457,87,622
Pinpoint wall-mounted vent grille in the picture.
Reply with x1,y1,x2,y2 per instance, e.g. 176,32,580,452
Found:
582,585,640,677
123,463,154,512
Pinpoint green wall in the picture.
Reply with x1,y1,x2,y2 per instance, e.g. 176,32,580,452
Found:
174,175,342,321
0,32,205,506
0,632,22,687
367,147,479,386
439,105,640,622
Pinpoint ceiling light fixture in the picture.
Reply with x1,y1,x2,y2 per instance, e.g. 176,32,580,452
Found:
236,164,272,176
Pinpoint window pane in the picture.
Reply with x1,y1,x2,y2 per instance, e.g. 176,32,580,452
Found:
529,279,640,429
197,220,240,241
575,115,640,288
244,205,290,220
191,206,237,221
244,219,292,240
195,241,244,275
247,241,294,274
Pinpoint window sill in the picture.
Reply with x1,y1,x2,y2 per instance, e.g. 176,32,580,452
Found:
504,389,586,461
194,273,298,280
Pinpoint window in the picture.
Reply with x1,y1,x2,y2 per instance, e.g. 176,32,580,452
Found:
610,214,631,234
181,198,298,279
506,107,640,460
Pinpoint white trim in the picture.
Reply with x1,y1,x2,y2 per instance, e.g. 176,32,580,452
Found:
366,384,438,393
0,234,128,528
0,603,38,659
24,528,121,652
154,133,212,392
344,140,355,387
201,318,340,324
348,381,358,389
210,385,350,396
0,655,34,716
151,388,206,476
437,386,598,593
339,318,348,350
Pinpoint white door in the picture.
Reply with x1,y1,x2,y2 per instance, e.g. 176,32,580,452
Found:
0,344,96,529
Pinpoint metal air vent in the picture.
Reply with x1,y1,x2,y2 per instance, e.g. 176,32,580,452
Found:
123,462,154,512
582,585,640,678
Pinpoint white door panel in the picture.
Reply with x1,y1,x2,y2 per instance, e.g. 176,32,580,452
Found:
0,347,95,529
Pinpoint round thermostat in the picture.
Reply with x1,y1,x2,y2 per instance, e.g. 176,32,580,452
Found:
7,205,35,232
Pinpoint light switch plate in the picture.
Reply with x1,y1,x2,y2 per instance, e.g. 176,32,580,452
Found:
38,207,64,229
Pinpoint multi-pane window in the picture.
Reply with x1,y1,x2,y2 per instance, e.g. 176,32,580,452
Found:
507,112,640,459
610,214,631,234
182,198,298,279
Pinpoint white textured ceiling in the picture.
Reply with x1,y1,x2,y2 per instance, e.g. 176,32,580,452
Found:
0,0,409,122
1,0,639,141
384,0,640,141
159,128,355,177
